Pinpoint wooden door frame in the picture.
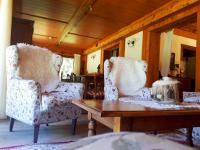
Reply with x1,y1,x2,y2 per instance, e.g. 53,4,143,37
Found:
142,5,200,90
181,44,196,61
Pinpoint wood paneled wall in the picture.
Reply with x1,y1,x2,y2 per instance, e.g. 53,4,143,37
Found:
196,11,200,91
84,0,199,55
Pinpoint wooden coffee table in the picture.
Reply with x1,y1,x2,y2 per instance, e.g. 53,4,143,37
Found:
72,100,200,145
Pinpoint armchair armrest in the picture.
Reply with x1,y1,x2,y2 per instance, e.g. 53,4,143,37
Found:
6,79,42,125
55,82,84,100
104,85,118,101
183,92,200,103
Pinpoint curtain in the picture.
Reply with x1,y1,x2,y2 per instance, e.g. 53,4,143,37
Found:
73,54,81,75
0,0,13,119
160,30,173,77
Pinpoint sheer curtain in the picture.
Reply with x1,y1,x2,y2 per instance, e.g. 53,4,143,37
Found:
0,0,13,119
160,30,173,77
73,54,81,75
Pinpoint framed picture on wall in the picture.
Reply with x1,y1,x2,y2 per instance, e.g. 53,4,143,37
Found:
170,52,175,70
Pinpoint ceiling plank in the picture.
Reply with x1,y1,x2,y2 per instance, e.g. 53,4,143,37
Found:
84,0,199,55
15,11,69,23
58,0,97,44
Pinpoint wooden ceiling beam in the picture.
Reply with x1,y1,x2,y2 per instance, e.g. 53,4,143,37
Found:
173,28,197,40
83,0,199,55
58,0,97,44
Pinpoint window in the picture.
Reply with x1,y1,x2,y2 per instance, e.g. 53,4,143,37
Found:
60,57,74,79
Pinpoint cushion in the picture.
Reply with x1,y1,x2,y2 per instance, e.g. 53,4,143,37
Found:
17,43,62,92
41,91,79,111
109,57,147,96
184,97,200,103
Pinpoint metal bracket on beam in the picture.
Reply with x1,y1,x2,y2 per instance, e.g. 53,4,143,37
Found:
58,0,97,45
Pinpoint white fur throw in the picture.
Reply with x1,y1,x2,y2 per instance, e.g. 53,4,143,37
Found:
109,57,147,96
16,43,62,92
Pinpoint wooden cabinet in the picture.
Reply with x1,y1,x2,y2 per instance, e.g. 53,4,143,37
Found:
81,73,104,99
11,18,34,45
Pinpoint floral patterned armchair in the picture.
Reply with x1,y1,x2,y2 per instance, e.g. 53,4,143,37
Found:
183,92,200,140
104,57,151,101
6,43,84,143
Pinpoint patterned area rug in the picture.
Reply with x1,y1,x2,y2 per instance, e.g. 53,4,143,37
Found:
0,141,74,150
0,132,199,150
157,132,200,148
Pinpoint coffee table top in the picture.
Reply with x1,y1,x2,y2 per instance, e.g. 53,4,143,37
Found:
72,100,200,117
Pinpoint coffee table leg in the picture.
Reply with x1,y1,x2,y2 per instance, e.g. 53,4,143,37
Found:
88,119,96,136
186,127,193,146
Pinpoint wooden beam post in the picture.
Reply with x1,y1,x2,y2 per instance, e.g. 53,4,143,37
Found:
142,30,149,60
119,38,125,57
100,49,104,73
143,30,160,87
196,10,200,91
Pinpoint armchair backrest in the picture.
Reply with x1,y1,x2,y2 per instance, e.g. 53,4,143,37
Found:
6,43,62,92
104,57,147,96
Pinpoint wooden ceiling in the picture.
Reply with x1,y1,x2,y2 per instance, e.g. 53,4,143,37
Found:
178,22,197,33
13,0,172,54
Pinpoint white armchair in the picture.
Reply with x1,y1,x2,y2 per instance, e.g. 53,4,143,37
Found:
104,57,151,101
6,43,84,143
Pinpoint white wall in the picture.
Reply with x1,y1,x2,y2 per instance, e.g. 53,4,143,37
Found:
87,50,101,73
172,34,196,65
159,32,166,71
125,31,143,60
159,31,196,76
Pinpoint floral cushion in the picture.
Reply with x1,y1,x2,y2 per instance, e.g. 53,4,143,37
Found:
184,97,200,103
183,92,200,140
183,92,200,103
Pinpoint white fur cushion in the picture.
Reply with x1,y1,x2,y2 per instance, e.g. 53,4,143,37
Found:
109,57,147,96
17,43,61,92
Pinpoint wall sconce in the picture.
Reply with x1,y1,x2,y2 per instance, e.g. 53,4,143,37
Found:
91,54,96,60
127,38,136,47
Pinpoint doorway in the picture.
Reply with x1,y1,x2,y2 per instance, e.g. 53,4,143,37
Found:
181,44,196,91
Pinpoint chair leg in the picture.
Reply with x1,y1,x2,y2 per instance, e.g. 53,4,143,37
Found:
9,118,15,132
33,125,40,143
72,118,77,135
186,127,194,146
